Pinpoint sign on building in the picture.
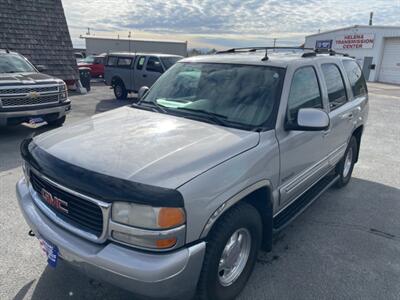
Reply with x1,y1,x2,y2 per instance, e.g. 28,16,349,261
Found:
334,33,375,49
315,40,332,49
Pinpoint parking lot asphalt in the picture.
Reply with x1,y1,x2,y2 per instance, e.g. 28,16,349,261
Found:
0,82,399,300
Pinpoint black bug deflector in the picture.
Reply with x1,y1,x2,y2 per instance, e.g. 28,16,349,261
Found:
20,138,184,207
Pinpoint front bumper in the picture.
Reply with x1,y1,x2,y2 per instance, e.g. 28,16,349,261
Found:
0,101,71,126
16,178,206,300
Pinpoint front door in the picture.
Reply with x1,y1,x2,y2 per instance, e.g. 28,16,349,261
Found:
143,56,165,87
133,56,148,92
277,66,331,206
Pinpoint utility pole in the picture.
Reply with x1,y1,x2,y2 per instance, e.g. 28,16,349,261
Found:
369,12,374,26
86,27,90,35
273,38,277,51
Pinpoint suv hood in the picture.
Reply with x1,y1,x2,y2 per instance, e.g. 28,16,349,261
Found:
33,107,260,189
0,72,59,86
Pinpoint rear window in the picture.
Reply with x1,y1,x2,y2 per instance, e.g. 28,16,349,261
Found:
117,58,133,67
343,60,368,98
107,56,118,66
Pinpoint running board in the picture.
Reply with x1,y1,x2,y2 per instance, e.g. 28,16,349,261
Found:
273,174,339,232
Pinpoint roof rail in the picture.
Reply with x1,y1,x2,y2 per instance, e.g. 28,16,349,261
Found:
216,47,315,61
216,46,351,61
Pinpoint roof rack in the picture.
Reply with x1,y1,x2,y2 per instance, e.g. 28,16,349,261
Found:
216,46,351,61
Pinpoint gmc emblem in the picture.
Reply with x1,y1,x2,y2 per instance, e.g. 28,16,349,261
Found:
41,188,69,214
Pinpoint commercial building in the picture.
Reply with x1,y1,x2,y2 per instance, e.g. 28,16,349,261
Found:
305,25,400,84
82,35,188,57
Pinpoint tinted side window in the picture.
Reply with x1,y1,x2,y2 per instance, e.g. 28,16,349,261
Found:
287,67,323,123
117,57,133,67
343,60,368,97
321,64,348,110
107,56,118,66
136,56,146,70
146,57,163,73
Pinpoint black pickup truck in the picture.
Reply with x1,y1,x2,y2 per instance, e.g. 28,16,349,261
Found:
0,50,70,126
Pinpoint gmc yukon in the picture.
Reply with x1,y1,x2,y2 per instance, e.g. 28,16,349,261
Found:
17,47,368,300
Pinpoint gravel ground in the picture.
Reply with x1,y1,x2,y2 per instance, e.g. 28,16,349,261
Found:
0,82,399,300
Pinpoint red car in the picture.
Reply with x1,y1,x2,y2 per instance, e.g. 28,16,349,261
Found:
78,54,106,78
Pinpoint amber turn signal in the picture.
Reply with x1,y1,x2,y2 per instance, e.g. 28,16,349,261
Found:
158,207,185,228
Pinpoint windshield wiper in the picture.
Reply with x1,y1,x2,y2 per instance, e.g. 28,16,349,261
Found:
175,107,229,126
135,101,168,113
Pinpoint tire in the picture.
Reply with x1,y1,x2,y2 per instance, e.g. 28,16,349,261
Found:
335,136,358,188
113,80,127,100
197,202,262,300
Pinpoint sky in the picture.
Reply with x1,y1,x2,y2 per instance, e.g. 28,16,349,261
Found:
62,0,400,50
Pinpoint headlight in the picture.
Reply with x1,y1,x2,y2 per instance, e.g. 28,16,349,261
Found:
112,202,185,229
59,82,68,101
111,202,186,250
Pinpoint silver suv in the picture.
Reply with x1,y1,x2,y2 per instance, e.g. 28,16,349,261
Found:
17,47,368,300
0,50,70,126
104,52,183,100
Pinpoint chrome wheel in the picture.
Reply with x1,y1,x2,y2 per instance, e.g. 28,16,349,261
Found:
343,147,353,178
218,228,251,287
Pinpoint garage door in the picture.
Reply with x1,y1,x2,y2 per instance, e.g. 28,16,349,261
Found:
378,38,400,84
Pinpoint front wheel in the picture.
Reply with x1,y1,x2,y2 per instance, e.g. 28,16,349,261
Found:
335,136,358,188
197,202,262,300
113,81,127,100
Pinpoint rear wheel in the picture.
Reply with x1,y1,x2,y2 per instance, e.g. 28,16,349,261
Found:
335,136,358,188
113,81,127,100
197,202,262,300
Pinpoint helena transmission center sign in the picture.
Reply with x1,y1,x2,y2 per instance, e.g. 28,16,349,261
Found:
334,33,375,49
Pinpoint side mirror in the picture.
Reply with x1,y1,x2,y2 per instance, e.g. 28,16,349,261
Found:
138,86,150,100
287,108,330,131
36,65,48,72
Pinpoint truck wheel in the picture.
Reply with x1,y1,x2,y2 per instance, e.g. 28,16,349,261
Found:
197,202,262,300
335,136,358,188
114,81,127,100
47,116,66,127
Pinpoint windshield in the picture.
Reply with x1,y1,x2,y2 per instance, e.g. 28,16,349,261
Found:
160,57,182,69
141,62,285,130
0,54,36,73
81,56,95,64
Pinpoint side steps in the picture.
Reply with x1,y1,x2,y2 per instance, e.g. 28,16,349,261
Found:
273,173,339,232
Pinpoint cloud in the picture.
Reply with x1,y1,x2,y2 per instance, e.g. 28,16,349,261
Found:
62,0,400,49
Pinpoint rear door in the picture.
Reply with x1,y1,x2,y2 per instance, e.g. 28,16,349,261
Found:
320,63,355,166
277,66,331,206
133,55,147,91
143,56,165,87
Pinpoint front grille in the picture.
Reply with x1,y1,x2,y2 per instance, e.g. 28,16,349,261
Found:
30,172,104,236
0,86,58,95
1,94,59,107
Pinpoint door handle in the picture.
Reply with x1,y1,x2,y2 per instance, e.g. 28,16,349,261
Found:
341,112,353,119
